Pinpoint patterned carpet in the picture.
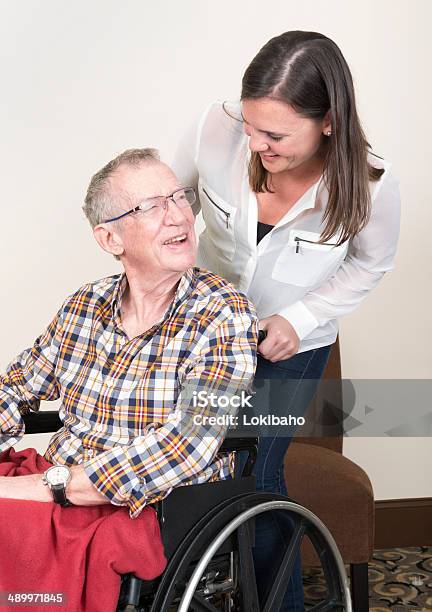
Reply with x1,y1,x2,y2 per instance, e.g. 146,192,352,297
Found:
303,547,432,610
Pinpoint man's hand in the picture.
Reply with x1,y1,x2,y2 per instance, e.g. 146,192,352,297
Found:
0,466,109,506
258,315,300,362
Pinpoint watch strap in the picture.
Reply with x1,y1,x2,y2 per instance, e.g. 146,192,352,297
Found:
51,484,72,507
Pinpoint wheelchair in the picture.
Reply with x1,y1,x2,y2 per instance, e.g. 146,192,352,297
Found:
23,412,352,612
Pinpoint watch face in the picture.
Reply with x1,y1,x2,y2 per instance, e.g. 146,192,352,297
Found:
45,466,70,486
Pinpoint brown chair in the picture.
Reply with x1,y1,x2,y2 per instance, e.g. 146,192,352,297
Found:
284,338,373,612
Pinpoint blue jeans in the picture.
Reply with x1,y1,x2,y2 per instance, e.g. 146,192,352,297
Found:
237,345,332,611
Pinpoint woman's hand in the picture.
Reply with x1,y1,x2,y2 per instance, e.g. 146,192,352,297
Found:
258,315,300,362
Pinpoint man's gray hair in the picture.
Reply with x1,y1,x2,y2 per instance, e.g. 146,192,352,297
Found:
83,148,160,228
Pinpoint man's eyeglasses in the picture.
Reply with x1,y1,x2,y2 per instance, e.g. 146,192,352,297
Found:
102,187,196,223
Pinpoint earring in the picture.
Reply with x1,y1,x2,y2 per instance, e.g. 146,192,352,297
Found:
326,131,331,136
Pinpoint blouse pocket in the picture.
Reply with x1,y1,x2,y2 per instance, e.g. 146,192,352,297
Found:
199,180,237,261
272,229,348,288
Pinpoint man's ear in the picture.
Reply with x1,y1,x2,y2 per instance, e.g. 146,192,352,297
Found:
93,224,125,258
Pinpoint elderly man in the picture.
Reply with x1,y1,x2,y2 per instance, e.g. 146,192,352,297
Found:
0,148,257,517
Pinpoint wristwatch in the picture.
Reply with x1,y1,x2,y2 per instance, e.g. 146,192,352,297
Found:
42,465,73,507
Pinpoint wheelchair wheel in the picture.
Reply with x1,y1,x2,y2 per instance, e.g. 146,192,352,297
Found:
150,492,352,612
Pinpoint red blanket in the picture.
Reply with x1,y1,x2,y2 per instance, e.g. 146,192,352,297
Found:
0,448,167,612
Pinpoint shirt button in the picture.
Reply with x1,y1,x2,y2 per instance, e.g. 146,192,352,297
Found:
87,449,94,457
106,379,113,388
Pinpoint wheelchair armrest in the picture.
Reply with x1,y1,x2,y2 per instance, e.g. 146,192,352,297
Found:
219,436,258,454
23,411,62,434
219,436,258,478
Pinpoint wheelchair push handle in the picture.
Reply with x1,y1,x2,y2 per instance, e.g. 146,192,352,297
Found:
258,329,267,344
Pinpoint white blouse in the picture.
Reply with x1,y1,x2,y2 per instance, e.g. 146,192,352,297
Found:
173,100,401,354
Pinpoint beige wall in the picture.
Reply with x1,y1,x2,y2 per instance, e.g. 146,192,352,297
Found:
1,0,431,499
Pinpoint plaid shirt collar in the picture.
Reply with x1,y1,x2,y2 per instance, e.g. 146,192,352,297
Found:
111,267,197,332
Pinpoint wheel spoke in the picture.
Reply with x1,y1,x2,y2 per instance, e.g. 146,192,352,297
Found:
263,521,306,612
304,525,346,605
308,598,345,611
237,520,260,611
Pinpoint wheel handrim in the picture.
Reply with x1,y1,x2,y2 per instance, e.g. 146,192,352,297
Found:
177,498,352,612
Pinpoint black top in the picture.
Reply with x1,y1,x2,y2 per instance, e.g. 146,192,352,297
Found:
257,221,274,244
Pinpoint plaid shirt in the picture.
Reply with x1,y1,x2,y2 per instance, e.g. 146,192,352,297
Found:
0,268,257,518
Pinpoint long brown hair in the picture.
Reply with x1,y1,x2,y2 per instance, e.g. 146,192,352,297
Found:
241,31,383,245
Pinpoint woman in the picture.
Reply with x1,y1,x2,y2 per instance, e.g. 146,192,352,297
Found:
174,30,400,611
